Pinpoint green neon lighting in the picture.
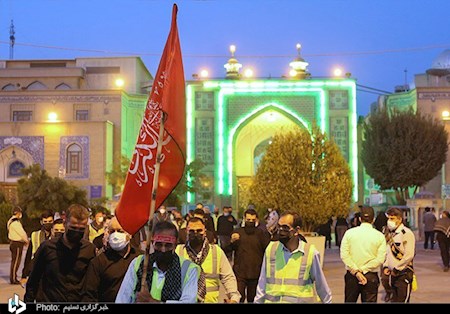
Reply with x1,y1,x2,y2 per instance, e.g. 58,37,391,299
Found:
217,91,225,194
349,83,358,201
195,79,358,201
212,82,326,196
227,102,312,195
186,85,194,203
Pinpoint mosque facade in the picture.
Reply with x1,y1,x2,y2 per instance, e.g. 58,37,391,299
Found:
187,46,359,210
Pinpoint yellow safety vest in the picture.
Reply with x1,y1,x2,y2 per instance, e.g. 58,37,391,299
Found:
131,254,197,303
88,224,104,242
264,241,316,303
176,244,221,303
31,230,44,257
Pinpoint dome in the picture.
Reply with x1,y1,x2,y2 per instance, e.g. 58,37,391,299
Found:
431,49,450,69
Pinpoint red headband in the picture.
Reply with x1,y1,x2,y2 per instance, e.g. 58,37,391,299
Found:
153,234,176,244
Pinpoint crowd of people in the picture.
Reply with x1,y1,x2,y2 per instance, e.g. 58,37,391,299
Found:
6,203,449,303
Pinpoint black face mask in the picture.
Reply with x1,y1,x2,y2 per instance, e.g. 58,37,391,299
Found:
43,223,53,232
66,229,85,244
154,250,174,265
53,232,64,239
278,230,293,245
188,234,204,247
244,222,256,234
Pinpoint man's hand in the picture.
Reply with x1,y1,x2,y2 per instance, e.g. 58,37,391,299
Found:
355,272,367,285
383,267,391,276
231,233,240,243
224,298,238,303
136,291,160,303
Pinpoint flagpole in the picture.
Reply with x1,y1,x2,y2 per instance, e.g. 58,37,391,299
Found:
140,110,167,292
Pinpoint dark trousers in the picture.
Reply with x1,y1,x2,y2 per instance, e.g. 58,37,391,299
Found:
436,232,450,267
380,268,393,296
390,270,413,303
9,241,25,283
218,235,232,261
424,231,435,249
237,277,258,303
344,271,379,303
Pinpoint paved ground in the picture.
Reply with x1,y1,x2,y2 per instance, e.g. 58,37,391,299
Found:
0,241,449,304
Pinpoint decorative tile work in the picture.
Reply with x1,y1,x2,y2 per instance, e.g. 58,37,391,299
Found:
0,136,44,167
329,90,349,110
195,91,215,111
330,117,348,161
0,94,121,104
60,136,89,179
227,96,316,128
195,118,214,164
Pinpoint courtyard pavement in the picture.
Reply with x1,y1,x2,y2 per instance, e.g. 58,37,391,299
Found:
0,241,449,304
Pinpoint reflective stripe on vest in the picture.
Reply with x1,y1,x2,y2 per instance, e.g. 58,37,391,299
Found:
131,254,192,302
265,241,316,303
176,243,221,303
31,230,43,257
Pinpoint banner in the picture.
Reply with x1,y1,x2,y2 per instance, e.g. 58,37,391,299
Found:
115,4,186,235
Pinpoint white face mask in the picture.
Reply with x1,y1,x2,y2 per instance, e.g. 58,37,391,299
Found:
108,231,129,251
159,209,166,214
387,220,397,231
224,212,230,216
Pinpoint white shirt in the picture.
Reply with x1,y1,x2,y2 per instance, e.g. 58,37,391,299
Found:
340,222,386,274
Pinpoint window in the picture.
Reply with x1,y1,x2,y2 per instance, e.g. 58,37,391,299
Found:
8,160,25,177
12,111,33,121
76,110,89,121
66,144,82,175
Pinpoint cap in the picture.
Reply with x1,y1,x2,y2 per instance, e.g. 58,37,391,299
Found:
360,206,374,220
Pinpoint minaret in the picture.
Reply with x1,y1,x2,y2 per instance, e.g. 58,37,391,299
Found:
224,45,242,79
9,20,15,60
289,43,309,79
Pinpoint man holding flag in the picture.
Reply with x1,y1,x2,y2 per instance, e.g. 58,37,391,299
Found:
114,3,196,301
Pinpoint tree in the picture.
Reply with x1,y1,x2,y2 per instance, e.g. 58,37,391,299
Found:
106,155,131,195
164,159,210,208
17,164,88,219
361,108,448,204
108,156,209,209
250,125,353,232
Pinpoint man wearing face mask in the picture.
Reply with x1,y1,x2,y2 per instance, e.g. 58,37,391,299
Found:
226,208,270,303
217,206,238,261
382,207,416,303
116,221,200,303
255,211,332,303
51,219,65,239
7,206,28,285
176,217,241,303
89,209,105,242
82,217,140,302
20,211,54,284
24,204,96,302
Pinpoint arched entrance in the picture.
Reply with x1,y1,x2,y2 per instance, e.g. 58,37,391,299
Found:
0,146,34,203
232,107,308,210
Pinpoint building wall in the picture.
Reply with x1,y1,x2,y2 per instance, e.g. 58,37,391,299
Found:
0,57,151,204
187,79,358,210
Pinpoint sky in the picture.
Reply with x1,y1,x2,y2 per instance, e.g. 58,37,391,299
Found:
0,0,449,117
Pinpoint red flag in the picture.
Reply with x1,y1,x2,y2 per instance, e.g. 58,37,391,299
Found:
115,4,186,235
